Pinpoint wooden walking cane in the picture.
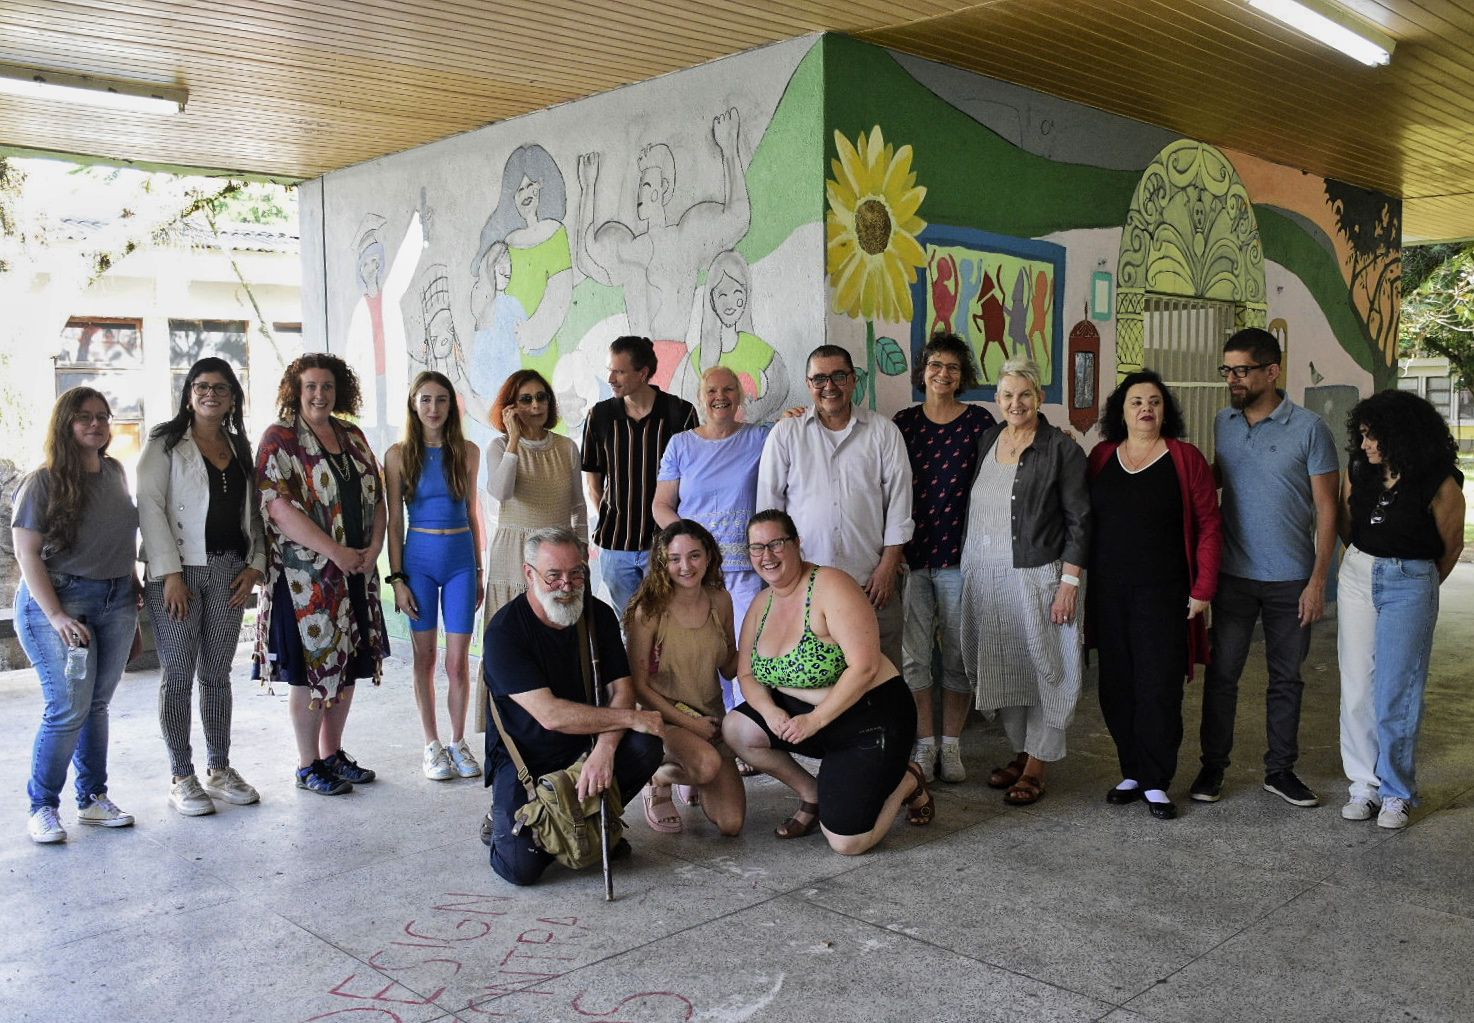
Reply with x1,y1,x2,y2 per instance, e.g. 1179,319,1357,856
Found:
583,600,615,902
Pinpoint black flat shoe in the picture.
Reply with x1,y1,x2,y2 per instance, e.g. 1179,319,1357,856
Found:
1106,786,1144,805
1147,799,1178,820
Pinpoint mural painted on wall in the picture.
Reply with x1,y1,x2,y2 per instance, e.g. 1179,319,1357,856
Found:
909,228,1065,403
1325,179,1401,368
825,126,927,408
684,249,791,421
1116,140,1267,381
344,209,420,454
577,108,751,391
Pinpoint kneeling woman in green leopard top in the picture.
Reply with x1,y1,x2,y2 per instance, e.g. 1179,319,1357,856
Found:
722,509,934,854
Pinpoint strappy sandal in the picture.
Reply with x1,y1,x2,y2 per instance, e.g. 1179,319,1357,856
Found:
643,786,683,833
674,784,701,807
736,758,761,778
987,752,1029,790
903,762,936,826
1004,773,1045,806
774,799,820,839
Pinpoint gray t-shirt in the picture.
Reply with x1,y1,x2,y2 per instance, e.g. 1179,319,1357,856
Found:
11,461,139,579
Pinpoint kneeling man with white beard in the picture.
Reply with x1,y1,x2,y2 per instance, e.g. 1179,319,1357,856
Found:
482,526,666,885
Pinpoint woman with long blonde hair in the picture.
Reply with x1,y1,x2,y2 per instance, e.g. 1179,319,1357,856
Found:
14,387,141,843
385,370,485,781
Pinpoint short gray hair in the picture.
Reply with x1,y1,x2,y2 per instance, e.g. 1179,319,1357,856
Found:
523,526,585,565
998,356,1044,402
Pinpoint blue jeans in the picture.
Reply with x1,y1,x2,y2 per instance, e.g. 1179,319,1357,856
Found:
16,574,138,812
596,548,648,621
901,565,969,694
1337,546,1440,804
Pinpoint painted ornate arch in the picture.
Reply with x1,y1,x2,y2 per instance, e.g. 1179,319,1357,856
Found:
1115,140,1267,379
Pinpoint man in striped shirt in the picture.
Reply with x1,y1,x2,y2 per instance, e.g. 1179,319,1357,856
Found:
581,336,699,617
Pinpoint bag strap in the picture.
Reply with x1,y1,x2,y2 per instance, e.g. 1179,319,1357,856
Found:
577,610,596,704
486,688,538,800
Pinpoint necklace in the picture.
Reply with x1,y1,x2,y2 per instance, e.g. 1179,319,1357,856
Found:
1119,438,1163,472
308,418,353,477
999,427,1035,460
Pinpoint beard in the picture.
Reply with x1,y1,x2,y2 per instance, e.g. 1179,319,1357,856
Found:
533,582,585,627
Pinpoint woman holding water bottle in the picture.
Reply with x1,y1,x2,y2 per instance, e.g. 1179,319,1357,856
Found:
12,387,142,844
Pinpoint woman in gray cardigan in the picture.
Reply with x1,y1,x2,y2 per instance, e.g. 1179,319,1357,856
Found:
137,358,266,817
959,357,1089,806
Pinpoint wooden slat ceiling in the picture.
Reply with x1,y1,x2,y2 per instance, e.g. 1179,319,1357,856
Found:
1,0,1471,242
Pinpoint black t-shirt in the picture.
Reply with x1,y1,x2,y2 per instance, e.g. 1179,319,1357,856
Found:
1089,450,1187,588
482,594,631,781
1348,465,1463,561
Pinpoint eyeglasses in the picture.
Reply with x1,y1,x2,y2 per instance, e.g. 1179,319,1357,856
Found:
526,565,587,587
71,412,112,425
1217,363,1271,379
191,382,232,397
515,391,550,406
1369,489,1398,526
806,370,853,388
746,537,796,557
925,360,962,376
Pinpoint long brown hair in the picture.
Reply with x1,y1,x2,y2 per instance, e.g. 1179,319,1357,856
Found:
42,387,114,553
400,370,470,503
624,520,725,629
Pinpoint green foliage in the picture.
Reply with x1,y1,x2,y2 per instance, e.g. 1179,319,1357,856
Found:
1401,243,1463,297
1400,242,1474,388
208,181,296,225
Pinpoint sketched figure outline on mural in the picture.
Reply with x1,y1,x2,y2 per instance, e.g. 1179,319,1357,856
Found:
678,249,790,421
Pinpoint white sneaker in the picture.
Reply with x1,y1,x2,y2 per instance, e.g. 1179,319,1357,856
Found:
1377,797,1410,830
911,741,937,783
938,742,967,784
202,766,260,806
169,775,217,817
447,739,481,779
77,794,134,828
422,741,454,781
1341,796,1380,821
28,807,66,844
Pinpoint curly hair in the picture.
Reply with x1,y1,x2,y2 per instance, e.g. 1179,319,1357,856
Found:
1098,370,1187,442
1345,389,1458,488
490,369,559,434
624,519,725,629
275,352,363,420
911,330,981,393
399,371,470,503
41,387,115,554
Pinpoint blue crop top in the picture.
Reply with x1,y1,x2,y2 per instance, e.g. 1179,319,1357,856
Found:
407,447,469,529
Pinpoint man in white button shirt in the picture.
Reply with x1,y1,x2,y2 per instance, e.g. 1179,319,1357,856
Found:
756,345,914,665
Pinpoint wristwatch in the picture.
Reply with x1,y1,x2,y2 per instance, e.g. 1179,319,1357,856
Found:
385,572,409,586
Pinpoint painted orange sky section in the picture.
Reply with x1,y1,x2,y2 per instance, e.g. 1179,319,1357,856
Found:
1222,146,1352,286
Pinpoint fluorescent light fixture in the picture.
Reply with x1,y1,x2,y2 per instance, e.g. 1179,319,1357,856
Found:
1249,0,1395,66
0,64,187,114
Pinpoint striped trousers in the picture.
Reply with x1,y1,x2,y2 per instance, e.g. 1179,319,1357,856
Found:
144,552,247,779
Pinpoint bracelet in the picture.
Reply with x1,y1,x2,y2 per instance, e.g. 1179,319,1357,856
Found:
385,572,409,586
1060,573,1081,587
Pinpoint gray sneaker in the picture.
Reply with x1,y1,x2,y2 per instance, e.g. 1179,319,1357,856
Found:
422,741,454,781
938,742,967,784
447,739,481,779
910,741,937,783
77,794,134,828
169,775,217,817
202,766,260,806
28,806,66,844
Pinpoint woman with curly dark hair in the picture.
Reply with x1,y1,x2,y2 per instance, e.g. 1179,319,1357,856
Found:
1086,370,1221,820
254,353,389,796
13,388,141,842
1337,389,1465,830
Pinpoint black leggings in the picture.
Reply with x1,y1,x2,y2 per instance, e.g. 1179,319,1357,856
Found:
734,675,916,836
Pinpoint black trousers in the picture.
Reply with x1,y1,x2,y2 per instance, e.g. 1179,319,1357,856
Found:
489,731,663,886
1091,579,1189,791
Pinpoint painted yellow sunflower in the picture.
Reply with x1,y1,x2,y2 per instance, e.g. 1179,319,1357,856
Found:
826,126,928,323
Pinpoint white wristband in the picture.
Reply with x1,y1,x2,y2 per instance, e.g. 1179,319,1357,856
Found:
1060,573,1080,587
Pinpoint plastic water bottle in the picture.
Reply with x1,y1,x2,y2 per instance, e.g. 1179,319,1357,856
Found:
64,616,89,682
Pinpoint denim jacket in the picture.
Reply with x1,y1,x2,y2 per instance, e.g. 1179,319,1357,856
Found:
967,415,1090,569
137,431,267,581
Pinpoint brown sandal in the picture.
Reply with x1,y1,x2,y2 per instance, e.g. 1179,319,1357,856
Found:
736,758,761,778
903,762,936,826
987,752,1029,790
775,800,820,839
1004,773,1045,806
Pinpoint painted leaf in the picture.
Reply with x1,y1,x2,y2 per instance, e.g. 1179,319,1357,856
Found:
875,335,907,376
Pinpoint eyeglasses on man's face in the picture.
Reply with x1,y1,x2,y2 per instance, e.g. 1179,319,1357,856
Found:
192,382,232,397
515,391,550,406
526,564,587,587
1217,363,1271,380
806,370,854,388
746,536,796,557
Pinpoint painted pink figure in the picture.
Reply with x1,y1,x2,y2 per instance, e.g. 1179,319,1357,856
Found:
971,266,1009,382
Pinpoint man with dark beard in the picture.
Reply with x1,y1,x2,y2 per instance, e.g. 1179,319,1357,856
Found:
480,526,665,884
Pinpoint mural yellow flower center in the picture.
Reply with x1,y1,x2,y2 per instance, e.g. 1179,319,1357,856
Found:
855,198,892,255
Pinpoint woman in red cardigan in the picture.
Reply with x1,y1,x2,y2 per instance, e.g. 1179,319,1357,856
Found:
1087,370,1221,820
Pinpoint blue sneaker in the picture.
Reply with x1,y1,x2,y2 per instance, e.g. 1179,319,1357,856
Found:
296,760,351,796
324,749,376,785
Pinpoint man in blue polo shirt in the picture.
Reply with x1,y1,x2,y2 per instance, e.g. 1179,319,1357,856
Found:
1191,328,1339,807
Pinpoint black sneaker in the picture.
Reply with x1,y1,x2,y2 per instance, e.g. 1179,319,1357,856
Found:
1264,770,1320,807
1189,767,1224,803
324,749,377,785
297,760,352,796
479,811,493,847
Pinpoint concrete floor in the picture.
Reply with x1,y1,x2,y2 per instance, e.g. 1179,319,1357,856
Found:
3,567,1473,1023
